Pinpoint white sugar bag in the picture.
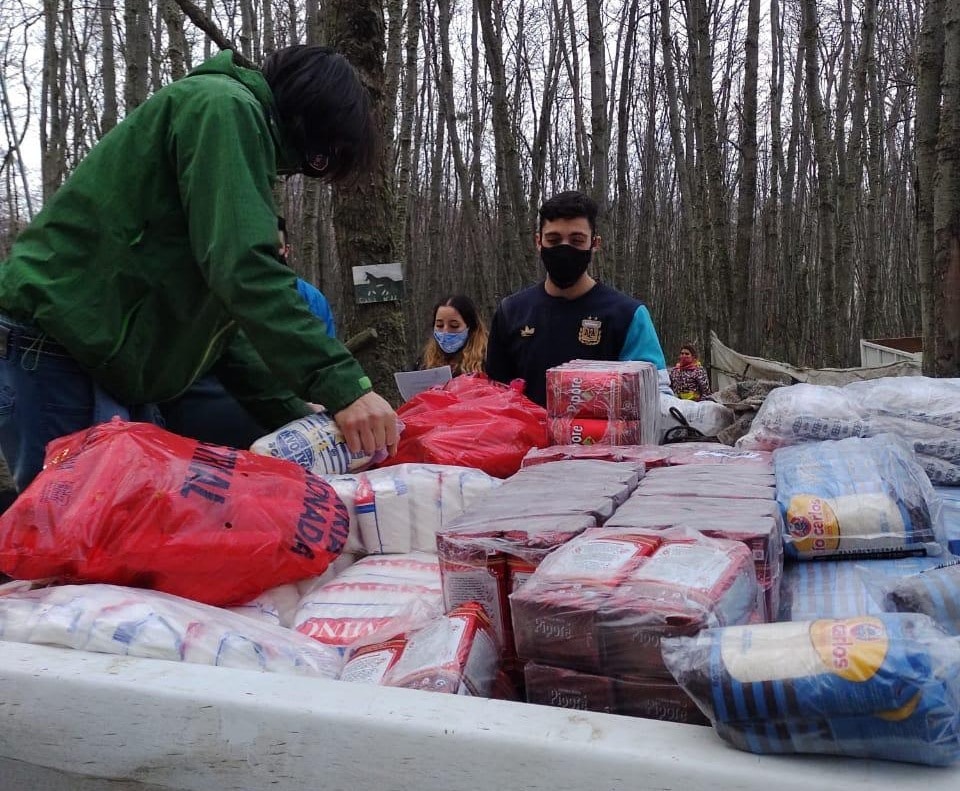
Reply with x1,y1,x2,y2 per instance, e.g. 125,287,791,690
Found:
333,464,501,555
0,583,342,677
227,582,302,628
293,553,443,653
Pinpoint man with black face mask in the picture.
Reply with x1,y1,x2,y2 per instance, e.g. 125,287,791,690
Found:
485,190,669,406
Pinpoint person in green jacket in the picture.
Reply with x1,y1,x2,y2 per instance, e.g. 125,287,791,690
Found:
0,45,397,492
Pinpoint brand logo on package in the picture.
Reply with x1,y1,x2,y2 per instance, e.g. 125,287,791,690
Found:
578,317,602,346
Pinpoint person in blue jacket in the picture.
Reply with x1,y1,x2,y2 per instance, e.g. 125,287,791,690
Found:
160,217,337,447
485,190,670,406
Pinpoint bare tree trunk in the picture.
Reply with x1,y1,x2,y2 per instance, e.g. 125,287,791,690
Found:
917,0,943,375
238,0,256,61
41,0,65,200
932,0,960,375
383,0,404,170
476,0,532,284
555,0,589,188
326,1,405,403
262,0,276,53
585,0,609,214
100,0,118,132
686,0,730,344
613,0,640,283
732,0,760,351
803,0,838,365
394,0,421,262
862,0,882,338
762,0,784,347
163,0,189,79
0,60,34,217
842,0,876,351
124,0,150,111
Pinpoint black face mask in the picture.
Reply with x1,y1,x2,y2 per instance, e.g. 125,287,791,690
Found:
541,244,592,289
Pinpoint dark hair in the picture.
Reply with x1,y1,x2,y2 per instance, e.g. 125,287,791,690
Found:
538,190,600,234
262,45,376,182
432,295,480,332
422,295,489,374
680,342,698,358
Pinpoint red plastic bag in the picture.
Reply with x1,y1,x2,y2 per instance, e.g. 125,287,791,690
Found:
382,375,548,478
0,420,349,606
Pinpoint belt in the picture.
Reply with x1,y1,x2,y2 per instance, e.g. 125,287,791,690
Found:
0,314,72,358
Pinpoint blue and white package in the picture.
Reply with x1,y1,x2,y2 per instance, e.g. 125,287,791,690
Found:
662,613,960,765
774,434,941,560
251,411,394,476
779,556,945,621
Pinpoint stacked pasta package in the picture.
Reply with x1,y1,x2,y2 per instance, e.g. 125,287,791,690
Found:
512,525,758,725
606,463,784,622
436,460,643,671
545,360,659,447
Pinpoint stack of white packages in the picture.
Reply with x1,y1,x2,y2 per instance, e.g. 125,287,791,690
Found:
325,463,501,554
737,377,960,485
292,553,443,655
0,582,342,677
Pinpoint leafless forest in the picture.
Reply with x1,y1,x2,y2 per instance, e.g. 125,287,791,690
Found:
1,0,958,398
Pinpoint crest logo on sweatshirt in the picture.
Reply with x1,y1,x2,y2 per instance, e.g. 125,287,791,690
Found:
578,317,602,346
520,325,536,337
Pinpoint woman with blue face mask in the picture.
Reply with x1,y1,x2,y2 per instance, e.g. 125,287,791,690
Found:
419,295,488,375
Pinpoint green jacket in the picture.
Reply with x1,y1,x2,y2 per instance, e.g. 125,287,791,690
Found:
0,51,371,426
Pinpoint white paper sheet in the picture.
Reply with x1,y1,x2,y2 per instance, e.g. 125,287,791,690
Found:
394,366,452,401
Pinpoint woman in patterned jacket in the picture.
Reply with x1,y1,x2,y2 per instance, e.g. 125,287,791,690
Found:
669,342,712,401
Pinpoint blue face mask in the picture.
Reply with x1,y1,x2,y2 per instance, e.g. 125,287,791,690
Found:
434,329,469,354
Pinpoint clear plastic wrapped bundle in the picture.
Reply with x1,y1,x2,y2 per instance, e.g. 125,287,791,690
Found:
738,377,960,485
661,613,960,765
510,527,758,678
437,460,643,654
883,560,960,635
606,504,782,623
292,552,442,654
545,360,660,445
662,443,774,468
937,486,960,555
324,464,501,555
0,583,343,677
774,434,942,559
339,602,500,696
521,444,667,469
523,662,709,725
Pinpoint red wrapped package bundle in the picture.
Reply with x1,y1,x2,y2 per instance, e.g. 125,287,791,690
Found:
510,527,758,677
437,460,642,656
521,444,666,469
383,602,501,696
0,420,349,606
382,375,548,478
524,663,709,725
546,360,660,444
546,368,646,420
548,417,643,446
437,514,597,654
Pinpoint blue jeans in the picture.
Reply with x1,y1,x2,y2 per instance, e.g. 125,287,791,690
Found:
0,315,161,492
